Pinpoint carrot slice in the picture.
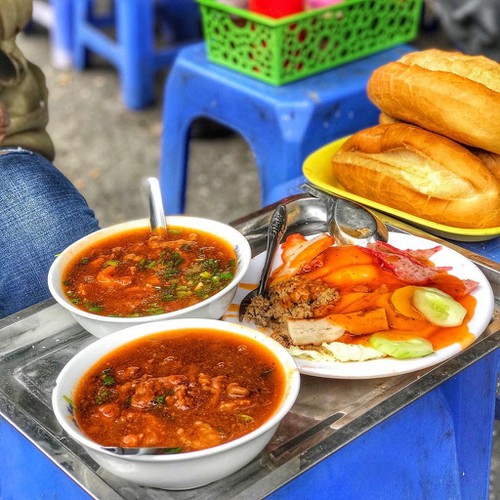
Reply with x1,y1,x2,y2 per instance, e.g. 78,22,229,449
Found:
376,293,436,333
305,246,374,280
270,233,334,285
390,286,424,319
335,286,389,313
331,291,370,313
322,264,380,288
329,307,389,335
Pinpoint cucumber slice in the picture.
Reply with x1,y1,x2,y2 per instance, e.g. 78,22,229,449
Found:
368,334,434,359
412,287,467,327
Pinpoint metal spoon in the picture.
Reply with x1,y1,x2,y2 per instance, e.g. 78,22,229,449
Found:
330,197,388,246
238,204,288,322
302,184,388,245
145,177,167,237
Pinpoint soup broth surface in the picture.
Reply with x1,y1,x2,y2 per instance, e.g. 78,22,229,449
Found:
73,329,286,452
63,227,237,317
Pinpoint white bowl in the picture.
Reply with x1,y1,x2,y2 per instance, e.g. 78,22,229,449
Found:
52,318,300,490
48,217,251,337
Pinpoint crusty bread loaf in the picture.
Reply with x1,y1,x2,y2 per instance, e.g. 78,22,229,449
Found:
367,49,500,154
331,123,500,229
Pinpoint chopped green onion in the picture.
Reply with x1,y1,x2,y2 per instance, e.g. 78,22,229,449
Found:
101,369,115,386
87,303,104,313
238,414,254,422
157,447,183,455
63,395,75,410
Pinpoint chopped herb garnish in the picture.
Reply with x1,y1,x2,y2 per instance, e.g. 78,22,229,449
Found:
146,306,166,315
238,414,254,422
87,303,104,313
101,369,115,386
157,447,183,455
95,388,110,405
63,395,75,410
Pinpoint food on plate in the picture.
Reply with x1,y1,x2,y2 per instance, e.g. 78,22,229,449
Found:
367,49,500,154
368,335,434,359
242,275,340,333
330,123,500,228
411,287,467,327
286,317,344,346
241,233,479,362
63,226,237,317
71,327,286,451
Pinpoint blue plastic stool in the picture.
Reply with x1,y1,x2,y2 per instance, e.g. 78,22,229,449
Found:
72,0,201,109
159,43,415,215
32,0,74,69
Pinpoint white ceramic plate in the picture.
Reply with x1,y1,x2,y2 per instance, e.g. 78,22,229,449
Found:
223,233,494,379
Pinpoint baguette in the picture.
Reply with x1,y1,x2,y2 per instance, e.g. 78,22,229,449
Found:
331,123,500,229
367,49,500,154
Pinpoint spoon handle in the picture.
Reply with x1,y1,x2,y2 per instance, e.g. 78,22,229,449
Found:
146,177,167,236
256,204,288,295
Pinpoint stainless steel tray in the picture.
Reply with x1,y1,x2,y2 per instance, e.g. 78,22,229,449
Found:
1,194,498,500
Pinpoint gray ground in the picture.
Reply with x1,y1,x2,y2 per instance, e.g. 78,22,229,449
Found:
18,24,498,499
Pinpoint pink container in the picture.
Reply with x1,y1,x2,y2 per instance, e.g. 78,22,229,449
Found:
249,0,305,18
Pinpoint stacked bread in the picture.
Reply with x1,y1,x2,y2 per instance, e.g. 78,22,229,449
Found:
331,49,500,229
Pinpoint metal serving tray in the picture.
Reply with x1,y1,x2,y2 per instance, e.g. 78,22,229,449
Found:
0,194,498,500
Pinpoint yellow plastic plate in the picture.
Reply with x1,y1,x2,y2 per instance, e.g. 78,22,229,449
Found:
302,137,500,242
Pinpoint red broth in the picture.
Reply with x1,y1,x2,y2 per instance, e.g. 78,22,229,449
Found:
63,227,237,317
72,329,287,452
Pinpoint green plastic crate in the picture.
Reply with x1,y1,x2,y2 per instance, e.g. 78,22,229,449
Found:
198,0,423,85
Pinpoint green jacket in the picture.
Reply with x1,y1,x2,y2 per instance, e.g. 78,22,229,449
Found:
0,0,55,161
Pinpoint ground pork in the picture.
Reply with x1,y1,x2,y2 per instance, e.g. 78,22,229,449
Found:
242,276,340,336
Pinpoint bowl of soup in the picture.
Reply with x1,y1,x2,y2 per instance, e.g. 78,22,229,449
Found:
52,318,300,490
48,217,252,337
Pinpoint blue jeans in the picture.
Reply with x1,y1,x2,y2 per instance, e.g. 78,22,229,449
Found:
0,148,100,318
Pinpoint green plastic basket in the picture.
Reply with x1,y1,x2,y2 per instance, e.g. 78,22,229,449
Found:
198,0,423,85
